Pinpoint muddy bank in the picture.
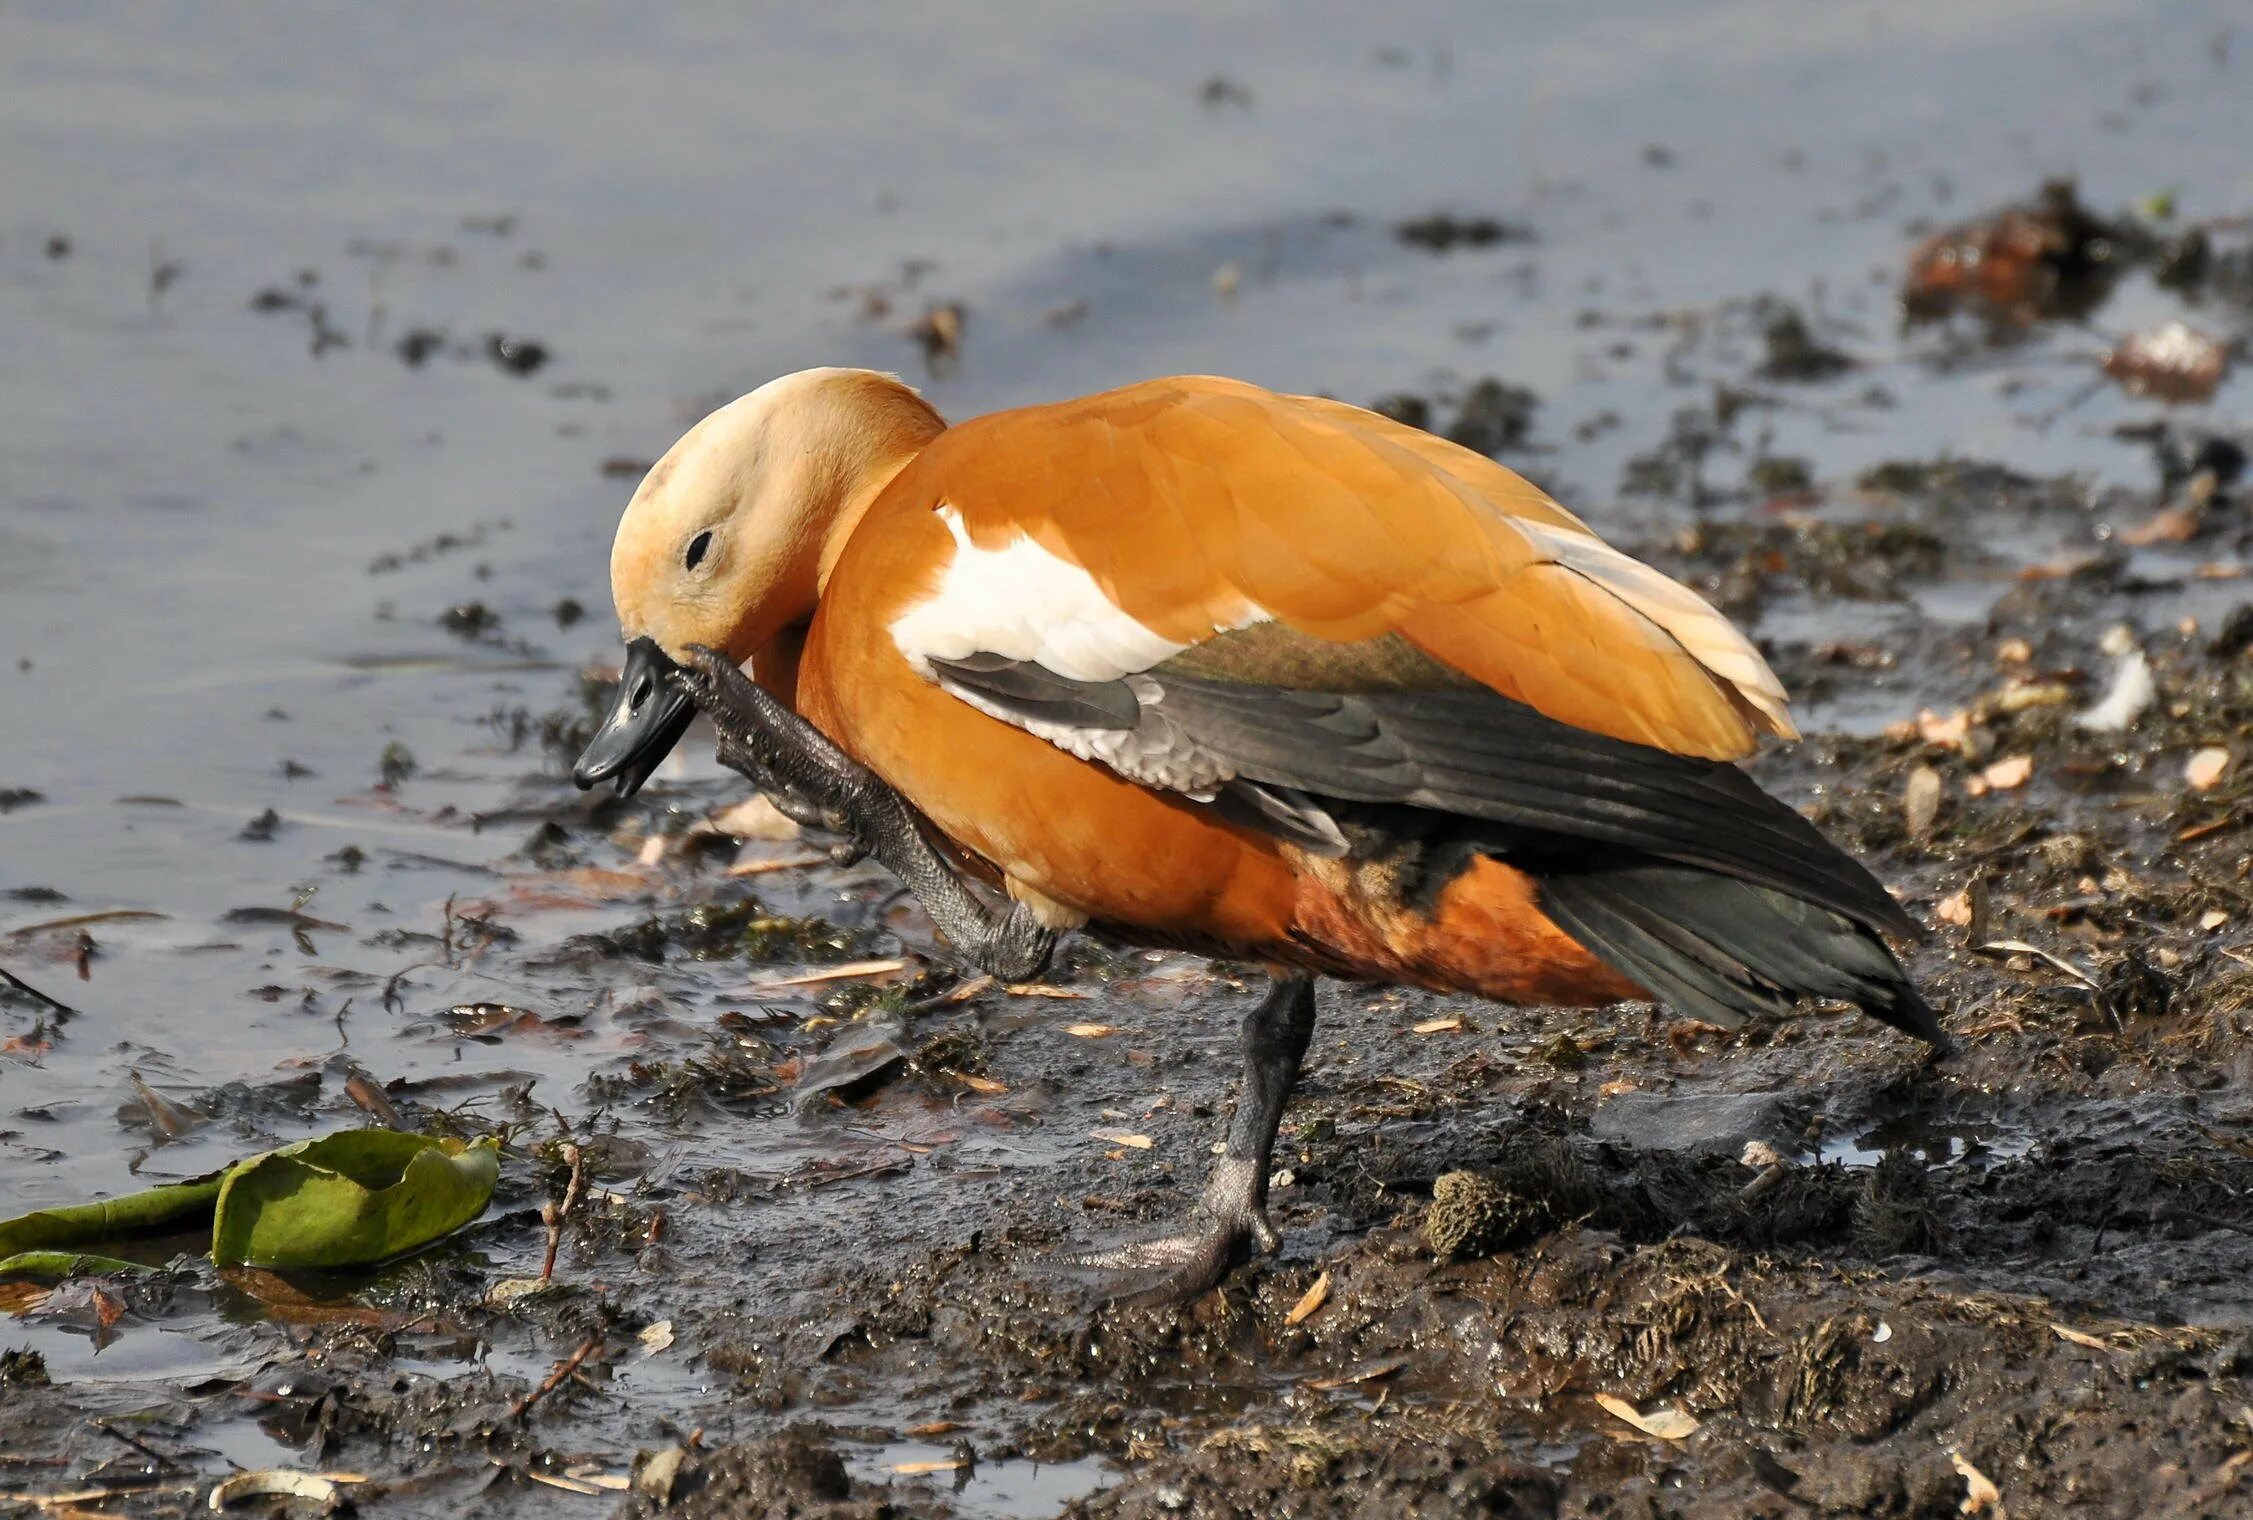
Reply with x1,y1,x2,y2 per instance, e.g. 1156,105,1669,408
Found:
14,489,2253,1516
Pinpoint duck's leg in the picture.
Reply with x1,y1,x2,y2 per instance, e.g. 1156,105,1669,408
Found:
675,646,1057,983
1079,974,1318,1304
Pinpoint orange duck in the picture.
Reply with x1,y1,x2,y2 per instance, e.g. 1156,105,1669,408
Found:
575,368,1943,1299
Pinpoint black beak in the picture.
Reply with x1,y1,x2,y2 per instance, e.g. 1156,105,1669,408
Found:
572,636,698,796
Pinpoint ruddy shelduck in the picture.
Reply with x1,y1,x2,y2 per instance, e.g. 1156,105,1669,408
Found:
576,368,1942,1299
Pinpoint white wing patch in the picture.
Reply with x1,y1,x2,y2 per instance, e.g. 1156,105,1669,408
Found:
890,504,1265,683
892,504,1274,797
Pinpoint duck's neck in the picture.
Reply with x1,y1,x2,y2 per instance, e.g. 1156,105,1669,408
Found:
714,369,948,660
817,442,931,591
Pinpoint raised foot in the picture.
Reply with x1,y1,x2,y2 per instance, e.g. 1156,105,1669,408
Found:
671,644,873,851
668,644,1059,984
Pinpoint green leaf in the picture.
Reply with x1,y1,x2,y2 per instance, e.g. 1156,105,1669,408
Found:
0,1176,224,1259
211,1130,498,1269
0,1129,499,1282
0,1250,156,1280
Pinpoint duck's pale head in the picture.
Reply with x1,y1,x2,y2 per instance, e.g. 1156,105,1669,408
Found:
572,367,944,794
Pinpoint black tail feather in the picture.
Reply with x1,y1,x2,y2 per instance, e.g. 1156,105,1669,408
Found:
1536,861,1947,1049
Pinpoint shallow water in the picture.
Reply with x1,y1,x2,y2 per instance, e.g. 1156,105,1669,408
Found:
3,2,2250,1513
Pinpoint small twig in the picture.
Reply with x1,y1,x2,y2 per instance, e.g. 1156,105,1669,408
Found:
1739,1163,1787,1202
379,960,440,1013
1715,1275,1773,1336
510,1335,603,1420
17,1479,180,1509
344,1070,403,1127
88,1419,189,1474
559,1142,587,1220
1,964,78,1020
537,1142,585,1283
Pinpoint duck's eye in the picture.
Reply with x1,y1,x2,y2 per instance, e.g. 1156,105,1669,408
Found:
684,530,713,571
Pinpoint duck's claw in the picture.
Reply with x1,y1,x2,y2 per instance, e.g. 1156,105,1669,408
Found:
1065,1195,1280,1308
674,646,876,849
767,789,835,832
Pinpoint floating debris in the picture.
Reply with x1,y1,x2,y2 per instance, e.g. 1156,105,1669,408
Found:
909,301,965,366
1903,179,2125,324
342,1072,402,1127
1197,74,1252,108
440,600,501,637
2186,747,2231,790
724,853,828,877
1394,213,1530,253
754,958,911,989
128,1070,205,1140
709,795,802,841
1950,1449,2004,1515
1594,1393,1700,1442
1444,377,1539,456
1977,939,2097,988
485,332,550,376
1305,1355,1409,1390
1757,302,1854,381
1903,765,1944,839
378,742,416,788
2076,643,2156,733
208,1470,366,1511
2104,321,2227,403
395,327,446,366
793,1020,909,1107
1974,755,2033,793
